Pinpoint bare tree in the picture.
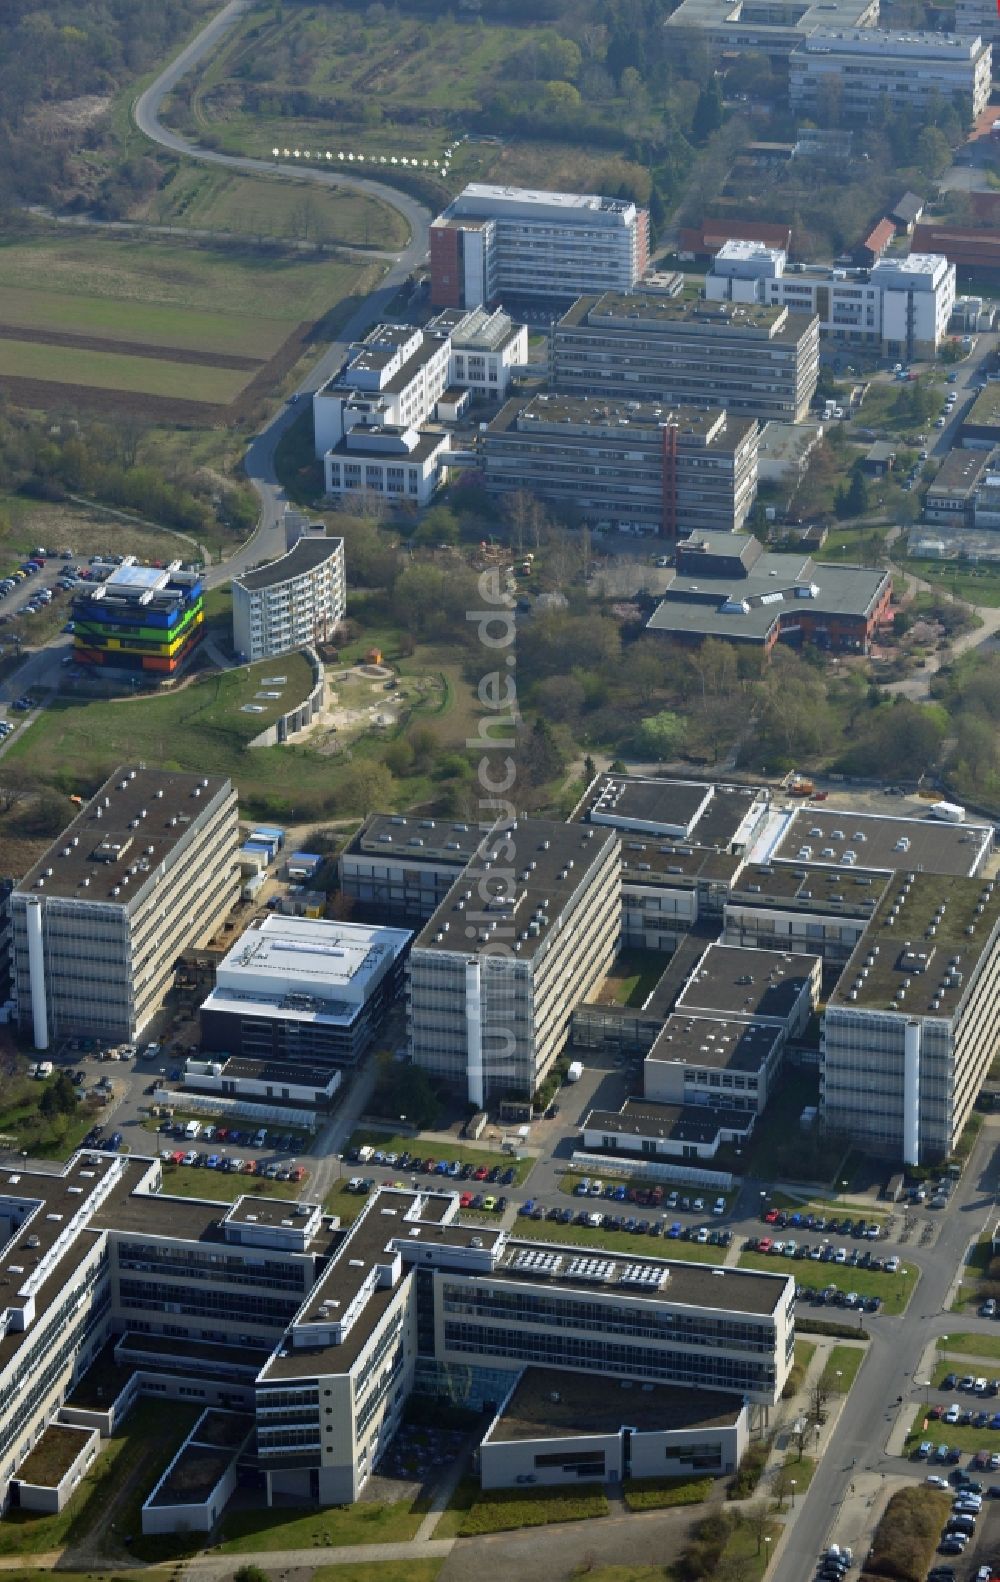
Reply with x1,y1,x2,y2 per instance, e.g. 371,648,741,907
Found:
808,1377,831,1426
744,1500,772,1554
770,1460,793,1511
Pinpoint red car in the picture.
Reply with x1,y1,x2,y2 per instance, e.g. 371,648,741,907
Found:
928,1405,944,1420
460,1191,474,1208
215,1127,229,1142
290,1166,306,1183
764,1208,780,1224
758,1237,773,1253
473,1165,489,1181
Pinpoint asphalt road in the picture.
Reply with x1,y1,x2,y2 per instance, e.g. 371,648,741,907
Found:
772,1120,1000,1582
131,0,433,586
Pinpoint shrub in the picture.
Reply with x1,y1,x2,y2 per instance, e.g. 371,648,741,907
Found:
866,1487,950,1582
728,1439,770,1500
623,1476,712,1511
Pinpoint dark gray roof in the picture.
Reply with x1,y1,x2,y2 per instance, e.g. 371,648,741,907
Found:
234,536,342,594
414,818,618,961
891,192,925,223
773,807,992,878
14,767,231,902
488,1367,744,1441
585,1097,755,1145
674,942,818,1022
647,1013,782,1074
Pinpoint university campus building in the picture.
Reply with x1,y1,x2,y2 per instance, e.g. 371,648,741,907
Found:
8,767,239,1047
0,1160,792,1523
71,560,205,677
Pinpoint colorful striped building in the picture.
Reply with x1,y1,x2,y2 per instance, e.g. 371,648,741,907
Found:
72,560,204,676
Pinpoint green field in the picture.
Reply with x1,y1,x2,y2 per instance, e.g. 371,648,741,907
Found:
0,282,286,359
0,337,249,402
217,1497,428,1552
154,1163,303,1203
738,1251,917,1315
145,165,409,252
905,1405,1000,1456
0,235,365,339
938,1332,1000,1362
901,556,1000,610
435,1476,608,1538
820,1344,866,1393
517,1216,729,1264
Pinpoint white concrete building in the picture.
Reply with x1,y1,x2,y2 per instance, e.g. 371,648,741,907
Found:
9,767,238,1046
430,184,650,310
426,305,528,398
322,425,451,508
706,240,957,359
232,534,345,664
789,29,992,123
312,324,452,460
200,914,412,1068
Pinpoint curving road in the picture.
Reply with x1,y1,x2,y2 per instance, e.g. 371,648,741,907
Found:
132,0,432,583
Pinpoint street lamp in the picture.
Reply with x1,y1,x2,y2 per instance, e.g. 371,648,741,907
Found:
790,1478,797,1510
916,1377,929,1406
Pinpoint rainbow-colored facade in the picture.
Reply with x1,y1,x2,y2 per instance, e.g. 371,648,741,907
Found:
72,560,204,676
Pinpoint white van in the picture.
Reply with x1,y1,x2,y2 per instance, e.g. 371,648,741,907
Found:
184,1119,202,1141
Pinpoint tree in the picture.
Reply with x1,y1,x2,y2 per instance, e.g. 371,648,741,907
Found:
744,1500,772,1555
692,78,723,142
808,1376,831,1425
583,753,597,784
336,759,395,814
916,125,952,179
234,1566,271,1582
770,1460,793,1511
637,710,686,761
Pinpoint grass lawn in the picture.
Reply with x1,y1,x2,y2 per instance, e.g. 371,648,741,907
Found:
312,1565,444,1582
0,1400,201,1559
597,948,668,1008
815,523,891,565
901,556,1000,610
0,1065,101,1159
517,1216,727,1264
434,1475,608,1538
154,1163,302,1203
0,235,366,349
324,1178,373,1225
143,165,408,252
782,1453,818,1494
0,337,250,403
622,1475,712,1511
216,1496,428,1552
821,1344,866,1393
903,1406,1000,1457
348,1129,534,1186
952,1233,994,1311
783,1339,816,1399
738,1251,917,1315
938,1333,1000,1362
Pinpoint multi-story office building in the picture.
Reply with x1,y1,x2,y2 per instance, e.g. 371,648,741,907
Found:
822,873,1000,1163
232,534,345,663
789,30,992,122
430,184,649,309
340,814,491,926
481,395,759,538
665,0,879,62
313,325,453,459
956,0,1000,46
550,293,820,424
8,767,238,1046
425,305,528,398
199,914,412,1069
407,820,621,1106
643,1013,785,1116
725,862,889,965
924,449,995,525
0,1160,792,1518
706,240,957,361
72,560,204,677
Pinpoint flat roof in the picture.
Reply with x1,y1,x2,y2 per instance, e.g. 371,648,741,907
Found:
197,1055,338,1090
965,386,1000,431
13,766,231,902
647,561,889,642
346,812,491,866
580,775,765,850
487,1367,744,1442
730,860,888,918
223,1195,320,1229
647,1013,782,1074
556,292,799,340
773,807,992,877
674,942,818,1022
486,394,744,449
414,819,618,962
329,428,448,465
214,915,411,995
828,872,1000,1016
234,535,341,594
454,182,635,217
585,1098,755,1145
927,448,993,498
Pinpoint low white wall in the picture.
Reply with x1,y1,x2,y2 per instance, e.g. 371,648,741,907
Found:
14,1425,99,1513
